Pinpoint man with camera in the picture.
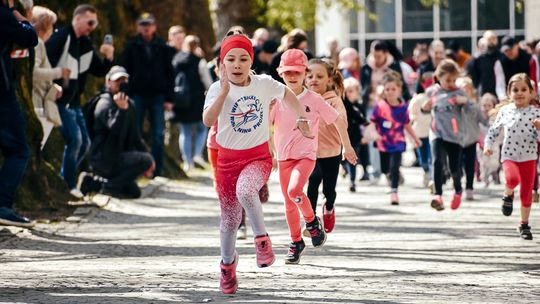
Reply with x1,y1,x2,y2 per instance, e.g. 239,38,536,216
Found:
0,0,38,228
78,66,154,199
45,4,113,198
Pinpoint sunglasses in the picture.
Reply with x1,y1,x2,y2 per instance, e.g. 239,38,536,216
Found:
87,19,98,28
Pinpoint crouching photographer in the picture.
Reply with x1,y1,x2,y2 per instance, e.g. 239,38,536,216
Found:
78,66,154,199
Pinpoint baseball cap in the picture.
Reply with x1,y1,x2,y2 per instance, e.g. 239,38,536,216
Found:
106,66,129,81
261,40,279,54
500,36,516,52
137,12,155,25
278,49,308,74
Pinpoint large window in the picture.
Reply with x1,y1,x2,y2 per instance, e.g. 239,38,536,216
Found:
403,0,433,32
365,0,396,33
440,1,471,31
478,0,509,29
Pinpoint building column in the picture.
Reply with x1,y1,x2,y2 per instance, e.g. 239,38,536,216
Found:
525,0,540,40
315,0,349,56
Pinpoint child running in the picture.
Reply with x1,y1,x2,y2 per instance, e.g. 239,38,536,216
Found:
370,71,421,205
477,93,500,187
305,58,357,233
408,93,432,188
203,34,312,294
484,73,540,240
271,49,356,264
421,59,473,211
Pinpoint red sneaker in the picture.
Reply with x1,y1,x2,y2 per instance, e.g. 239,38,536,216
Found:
220,252,239,294
322,203,335,233
254,234,275,268
450,192,462,210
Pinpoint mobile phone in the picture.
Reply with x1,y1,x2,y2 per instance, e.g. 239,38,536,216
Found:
104,34,113,45
119,82,129,94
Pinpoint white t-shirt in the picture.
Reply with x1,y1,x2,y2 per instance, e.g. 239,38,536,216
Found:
204,74,286,150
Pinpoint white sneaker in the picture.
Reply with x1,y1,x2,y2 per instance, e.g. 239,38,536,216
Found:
70,188,84,199
182,163,192,173
193,155,207,168
466,189,474,201
423,172,430,188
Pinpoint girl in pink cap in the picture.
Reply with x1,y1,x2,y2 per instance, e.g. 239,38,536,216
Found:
203,34,312,294
270,49,357,264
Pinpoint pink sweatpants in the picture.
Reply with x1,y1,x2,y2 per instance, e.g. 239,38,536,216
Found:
278,158,316,242
502,160,537,208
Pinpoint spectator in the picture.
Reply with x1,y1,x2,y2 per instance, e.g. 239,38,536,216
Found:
415,40,445,94
251,27,269,49
338,47,361,80
252,39,278,75
120,12,174,177
447,40,471,68
269,28,314,82
534,41,540,91
405,42,428,71
31,5,69,149
494,36,537,100
172,35,212,172
167,25,186,53
320,36,340,64
0,0,38,228
79,66,154,199
467,30,500,97
46,4,114,198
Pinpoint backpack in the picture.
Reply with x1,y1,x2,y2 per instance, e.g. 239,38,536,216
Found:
173,69,191,109
82,91,108,140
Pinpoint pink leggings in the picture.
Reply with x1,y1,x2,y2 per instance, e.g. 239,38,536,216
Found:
279,158,316,242
502,160,537,208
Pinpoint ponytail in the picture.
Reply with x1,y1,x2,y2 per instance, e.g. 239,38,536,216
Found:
308,58,345,97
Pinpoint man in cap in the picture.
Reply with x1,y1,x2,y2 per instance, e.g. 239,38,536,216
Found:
120,12,174,177
467,30,501,96
494,36,537,99
78,66,154,199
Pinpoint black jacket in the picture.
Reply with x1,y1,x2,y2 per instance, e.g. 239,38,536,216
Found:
46,26,112,108
120,34,174,100
467,48,501,96
500,49,532,85
344,97,368,146
171,51,206,123
415,60,436,94
0,7,37,100
89,92,148,176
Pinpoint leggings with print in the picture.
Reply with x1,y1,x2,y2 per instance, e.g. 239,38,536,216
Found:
503,160,537,208
216,143,272,264
307,155,341,214
279,158,316,242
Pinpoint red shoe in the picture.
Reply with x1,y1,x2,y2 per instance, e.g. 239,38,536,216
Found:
322,203,335,233
220,252,239,294
259,183,269,203
254,234,275,268
450,192,462,210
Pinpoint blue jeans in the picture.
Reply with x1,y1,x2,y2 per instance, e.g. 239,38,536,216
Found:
59,107,91,189
366,107,381,178
0,97,31,209
179,121,208,166
416,137,432,174
132,95,165,176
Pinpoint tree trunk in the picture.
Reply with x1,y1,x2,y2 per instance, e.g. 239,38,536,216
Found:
215,0,264,39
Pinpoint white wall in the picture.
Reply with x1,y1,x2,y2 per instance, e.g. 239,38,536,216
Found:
525,0,540,40
315,1,349,56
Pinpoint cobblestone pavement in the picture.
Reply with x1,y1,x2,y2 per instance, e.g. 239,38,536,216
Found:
1,165,540,304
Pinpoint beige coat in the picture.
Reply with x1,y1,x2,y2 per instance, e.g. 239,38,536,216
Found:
32,38,62,108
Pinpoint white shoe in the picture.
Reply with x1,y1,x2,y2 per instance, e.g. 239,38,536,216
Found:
423,172,430,188
466,189,474,201
182,163,192,173
70,188,84,199
193,155,207,168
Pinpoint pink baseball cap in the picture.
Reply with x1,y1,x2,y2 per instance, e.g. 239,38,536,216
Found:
278,49,308,74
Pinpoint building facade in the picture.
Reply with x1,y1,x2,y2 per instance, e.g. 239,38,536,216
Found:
316,0,530,58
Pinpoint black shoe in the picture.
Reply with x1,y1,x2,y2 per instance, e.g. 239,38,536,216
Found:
284,239,306,264
360,173,370,181
306,216,326,248
77,172,102,195
502,194,514,216
0,207,35,228
349,184,356,192
518,223,533,240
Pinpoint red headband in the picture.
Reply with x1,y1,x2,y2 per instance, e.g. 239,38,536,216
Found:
220,35,254,63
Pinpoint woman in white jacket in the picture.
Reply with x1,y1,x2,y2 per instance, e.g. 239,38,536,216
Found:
31,6,70,149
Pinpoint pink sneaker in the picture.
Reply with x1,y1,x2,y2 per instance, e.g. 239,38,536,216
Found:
254,234,275,268
430,195,444,211
450,192,462,210
220,252,239,294
390,192,399,205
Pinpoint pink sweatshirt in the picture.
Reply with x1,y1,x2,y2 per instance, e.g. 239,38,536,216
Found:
317,91,348,158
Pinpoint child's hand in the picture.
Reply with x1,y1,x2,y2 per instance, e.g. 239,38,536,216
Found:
219,64,230,95
414,138,422,148
343,145,358,165
483,148,493,156
455,95,469,105
533,119,540,130
272,157,278,172
295,118,314,139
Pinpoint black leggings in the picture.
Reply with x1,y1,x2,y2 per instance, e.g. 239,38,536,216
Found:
431,139,463,195
307,155,341,214
461,143,476,190
380,151,402,190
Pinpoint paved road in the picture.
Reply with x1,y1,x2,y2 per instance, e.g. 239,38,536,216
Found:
1,165,540,304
